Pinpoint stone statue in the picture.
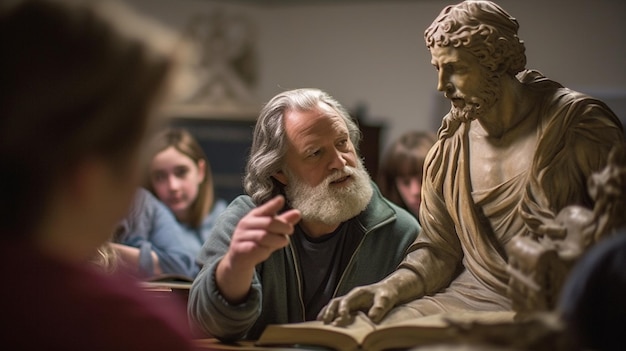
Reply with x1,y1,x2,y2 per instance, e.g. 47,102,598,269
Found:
318,0,624,326
507,145,626,315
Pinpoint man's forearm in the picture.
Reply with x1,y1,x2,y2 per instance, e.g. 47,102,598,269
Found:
215,253,255,304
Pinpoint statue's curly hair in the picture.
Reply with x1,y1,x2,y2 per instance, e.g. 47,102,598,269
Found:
424,0,526,76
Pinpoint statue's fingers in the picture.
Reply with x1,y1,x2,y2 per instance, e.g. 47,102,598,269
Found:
331,311,354,327
368,293,395,323
318,299,339,324
329,289,373,326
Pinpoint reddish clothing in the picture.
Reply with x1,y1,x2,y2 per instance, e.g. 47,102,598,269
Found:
0,239,194,351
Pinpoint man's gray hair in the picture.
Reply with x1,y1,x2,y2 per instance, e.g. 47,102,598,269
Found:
243,88,362,205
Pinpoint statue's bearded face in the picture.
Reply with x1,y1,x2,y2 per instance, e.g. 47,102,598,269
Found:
430,45,500,122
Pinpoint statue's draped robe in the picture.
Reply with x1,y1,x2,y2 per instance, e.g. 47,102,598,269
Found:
384,70,624,321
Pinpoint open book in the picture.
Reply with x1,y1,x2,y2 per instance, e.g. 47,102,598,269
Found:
140,273,193,291
256,310,518,351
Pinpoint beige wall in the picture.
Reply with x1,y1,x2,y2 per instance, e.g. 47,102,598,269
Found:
125,0,626,150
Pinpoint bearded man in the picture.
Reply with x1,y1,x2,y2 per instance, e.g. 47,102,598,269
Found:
319,0,624,325
188,88,420,340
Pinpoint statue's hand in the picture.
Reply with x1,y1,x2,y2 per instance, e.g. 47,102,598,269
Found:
317,282,398,326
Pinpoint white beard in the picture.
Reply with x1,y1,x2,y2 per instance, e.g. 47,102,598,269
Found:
285,159,373,225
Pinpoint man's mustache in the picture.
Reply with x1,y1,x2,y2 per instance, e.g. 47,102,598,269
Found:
325,167,355,184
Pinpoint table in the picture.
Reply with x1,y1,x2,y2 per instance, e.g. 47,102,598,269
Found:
194,338,331,350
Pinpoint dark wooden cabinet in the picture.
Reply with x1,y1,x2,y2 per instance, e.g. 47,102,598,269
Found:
170,117,255,202
358,122,383,179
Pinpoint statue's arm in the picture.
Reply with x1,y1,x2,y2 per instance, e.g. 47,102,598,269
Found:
317,238,460,325
319,172,462,325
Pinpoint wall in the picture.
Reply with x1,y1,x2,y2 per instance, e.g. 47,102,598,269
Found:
125,0,626,151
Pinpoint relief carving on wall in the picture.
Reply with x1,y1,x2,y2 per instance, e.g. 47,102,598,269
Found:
174,9,259,118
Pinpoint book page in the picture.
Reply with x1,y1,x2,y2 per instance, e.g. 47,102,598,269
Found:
257,310,518,351
363,310,517,351
256,312,376,351
140,280,192,291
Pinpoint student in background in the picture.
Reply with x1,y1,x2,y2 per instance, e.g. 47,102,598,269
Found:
112,188,200,279
377,131,436,220
145,127,228,259
0,0,194,349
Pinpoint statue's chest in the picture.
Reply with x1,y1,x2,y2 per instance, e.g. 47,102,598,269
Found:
468,132,538,191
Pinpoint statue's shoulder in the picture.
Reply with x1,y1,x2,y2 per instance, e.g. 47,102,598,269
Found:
519,70,619,133
520,69,615,115
517,69,563,90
